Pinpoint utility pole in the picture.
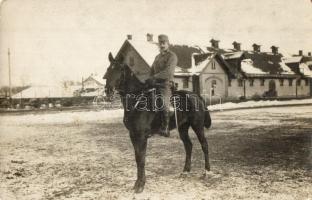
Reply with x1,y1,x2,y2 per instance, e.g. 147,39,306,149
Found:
8,48,12,107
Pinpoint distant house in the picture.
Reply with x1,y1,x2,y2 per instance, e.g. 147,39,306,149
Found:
104,34,311,101
80,74,105,97
11,85,78,99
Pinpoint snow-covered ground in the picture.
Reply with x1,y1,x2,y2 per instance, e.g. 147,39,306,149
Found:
1,106,311,200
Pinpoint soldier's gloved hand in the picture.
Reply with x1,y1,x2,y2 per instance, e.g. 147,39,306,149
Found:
145,77,156,87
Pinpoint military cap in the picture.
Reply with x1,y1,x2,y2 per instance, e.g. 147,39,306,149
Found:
158,34,169,43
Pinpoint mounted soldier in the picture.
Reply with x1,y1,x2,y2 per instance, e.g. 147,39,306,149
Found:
145,34,178,137
105,35,211,192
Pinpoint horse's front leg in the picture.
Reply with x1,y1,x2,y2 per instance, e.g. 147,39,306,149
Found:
130,131,147,193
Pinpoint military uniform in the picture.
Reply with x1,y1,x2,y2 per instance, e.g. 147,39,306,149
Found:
150,50,177,82
149,38,178,137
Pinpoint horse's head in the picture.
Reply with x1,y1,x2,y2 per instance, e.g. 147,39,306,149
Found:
104,52,125,97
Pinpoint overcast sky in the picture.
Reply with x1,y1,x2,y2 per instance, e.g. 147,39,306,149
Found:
0,0,311,86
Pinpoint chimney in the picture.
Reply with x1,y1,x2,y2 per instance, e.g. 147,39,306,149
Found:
127,34,132,40
252,43,261,52
299,50,303,56
232,41,241,51
210,39,220,48
308,52,311,57
146,33,153,42
271,46,279,54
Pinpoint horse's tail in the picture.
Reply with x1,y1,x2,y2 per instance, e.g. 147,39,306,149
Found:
198,95,212,129
204,110,211,129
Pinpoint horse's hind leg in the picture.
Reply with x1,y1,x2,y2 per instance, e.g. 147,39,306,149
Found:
178,123,192,172
191,124,210,172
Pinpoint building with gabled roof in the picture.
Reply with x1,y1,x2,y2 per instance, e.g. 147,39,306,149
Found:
104,34,311,101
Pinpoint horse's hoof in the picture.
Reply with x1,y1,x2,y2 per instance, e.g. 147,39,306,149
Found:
133,180,145,193
134,186,144,193
179,171,190,178
202,170,214,178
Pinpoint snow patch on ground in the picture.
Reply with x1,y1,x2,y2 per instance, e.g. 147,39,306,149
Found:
208,98,312,111
0,109,124,125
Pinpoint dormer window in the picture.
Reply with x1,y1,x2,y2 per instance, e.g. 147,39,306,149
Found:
212,61,216,70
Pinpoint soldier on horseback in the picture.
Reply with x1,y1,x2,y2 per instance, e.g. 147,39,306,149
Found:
146,34,178,137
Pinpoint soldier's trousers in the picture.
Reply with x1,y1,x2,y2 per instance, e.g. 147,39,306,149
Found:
156,85,171,131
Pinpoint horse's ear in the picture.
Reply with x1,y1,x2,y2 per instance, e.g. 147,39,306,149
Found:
108,52,114,63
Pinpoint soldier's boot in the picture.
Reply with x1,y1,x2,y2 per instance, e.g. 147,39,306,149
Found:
159,110,170,137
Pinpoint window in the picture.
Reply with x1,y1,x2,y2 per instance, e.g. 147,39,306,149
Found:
297,79,301,86
182,77,189,88
212,61,216,70
249,79,254,87
279,79,284,86
174,83,178,89
228,79,232,87
288,79,293,86
238,79,243,87
260,79,265,86
129,56,134,66
305,79,309,86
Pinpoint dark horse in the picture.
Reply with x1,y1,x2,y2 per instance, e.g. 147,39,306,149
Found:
104,52,212,193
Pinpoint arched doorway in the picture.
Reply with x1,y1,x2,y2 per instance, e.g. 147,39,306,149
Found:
204,76,224,95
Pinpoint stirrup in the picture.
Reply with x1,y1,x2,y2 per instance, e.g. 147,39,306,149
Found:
159,128,170,137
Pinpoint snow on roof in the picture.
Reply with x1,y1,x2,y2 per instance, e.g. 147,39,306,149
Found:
174,66,192,76
85,74,105,85
189,54,214,74
283,56,303,63
127,40,159,66
241,59,268,75
279,62,295,75
223,51,244,60
194,45,209,53
12,85,79,99
299,63,312,78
